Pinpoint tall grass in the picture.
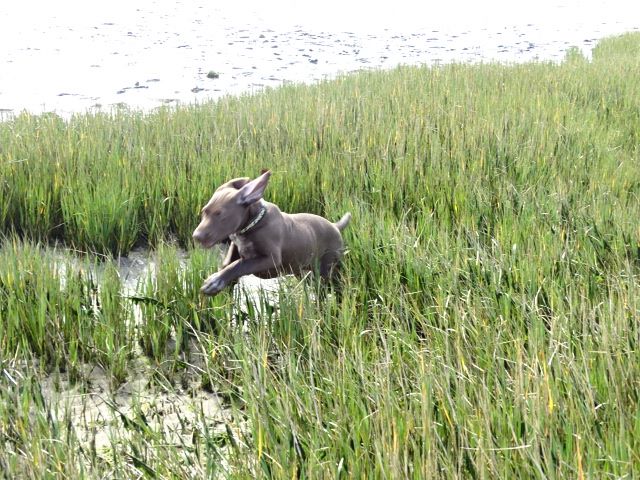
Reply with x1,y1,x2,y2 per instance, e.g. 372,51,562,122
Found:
0,239,136,383
1,33,640,478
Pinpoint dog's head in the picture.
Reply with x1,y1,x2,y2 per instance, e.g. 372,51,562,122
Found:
192,170,271,248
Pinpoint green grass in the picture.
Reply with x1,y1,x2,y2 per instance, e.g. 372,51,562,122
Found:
1,33,640,478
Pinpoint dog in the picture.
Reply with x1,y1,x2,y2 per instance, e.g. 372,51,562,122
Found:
192,170,351,296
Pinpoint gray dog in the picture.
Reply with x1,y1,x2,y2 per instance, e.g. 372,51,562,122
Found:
192,170,351,296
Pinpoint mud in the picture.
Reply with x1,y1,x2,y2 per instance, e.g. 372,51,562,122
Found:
40,354,229,453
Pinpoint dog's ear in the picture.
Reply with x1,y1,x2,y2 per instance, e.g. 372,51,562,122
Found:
229,177,250,189
237,170,271,205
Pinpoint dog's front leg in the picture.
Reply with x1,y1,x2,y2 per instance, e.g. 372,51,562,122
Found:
201,255,281,296
222,241,240,268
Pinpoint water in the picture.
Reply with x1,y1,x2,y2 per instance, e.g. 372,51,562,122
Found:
1,0,638,117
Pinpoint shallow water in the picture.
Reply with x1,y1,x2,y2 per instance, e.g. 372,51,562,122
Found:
57,245,292,319
1,0,638,117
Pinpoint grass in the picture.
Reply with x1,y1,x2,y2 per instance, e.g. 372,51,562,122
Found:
1,32,640,478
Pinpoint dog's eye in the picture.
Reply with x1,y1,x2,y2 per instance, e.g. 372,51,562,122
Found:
203,208,221,218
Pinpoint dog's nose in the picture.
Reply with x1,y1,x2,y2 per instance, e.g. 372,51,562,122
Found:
192,230,205,243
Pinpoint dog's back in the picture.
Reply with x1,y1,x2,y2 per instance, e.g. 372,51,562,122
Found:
273,210,346,273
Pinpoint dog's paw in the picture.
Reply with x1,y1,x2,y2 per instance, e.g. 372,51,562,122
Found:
201,273,226,296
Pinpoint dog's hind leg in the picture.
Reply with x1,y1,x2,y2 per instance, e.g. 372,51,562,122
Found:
315,251,344,301
319,250,343,280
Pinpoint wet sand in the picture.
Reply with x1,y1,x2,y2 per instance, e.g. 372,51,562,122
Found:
1,0,638,117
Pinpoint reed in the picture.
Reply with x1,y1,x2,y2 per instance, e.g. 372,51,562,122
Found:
1,33,639,478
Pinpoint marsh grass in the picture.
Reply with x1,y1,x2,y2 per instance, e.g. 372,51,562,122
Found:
136,244,223,361
1,33,640,478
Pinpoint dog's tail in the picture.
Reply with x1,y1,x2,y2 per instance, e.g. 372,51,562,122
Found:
334,212,352,231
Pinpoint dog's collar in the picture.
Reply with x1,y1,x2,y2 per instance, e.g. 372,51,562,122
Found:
237,204,267,235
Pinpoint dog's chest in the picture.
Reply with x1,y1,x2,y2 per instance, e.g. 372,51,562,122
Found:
229,234,260,259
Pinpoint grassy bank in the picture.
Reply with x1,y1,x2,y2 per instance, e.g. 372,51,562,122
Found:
1,33,640,478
